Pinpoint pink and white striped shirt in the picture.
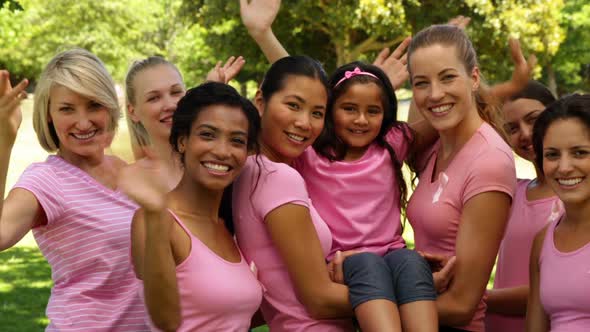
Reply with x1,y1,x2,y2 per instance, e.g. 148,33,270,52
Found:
14,155,149,331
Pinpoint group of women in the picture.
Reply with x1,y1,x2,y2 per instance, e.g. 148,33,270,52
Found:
0,0,589,331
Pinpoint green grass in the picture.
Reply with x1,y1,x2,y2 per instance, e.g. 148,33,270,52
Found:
0,235,51,331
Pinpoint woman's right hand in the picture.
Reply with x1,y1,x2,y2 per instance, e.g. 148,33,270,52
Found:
0,71,28,144
240,0,281,38
118,149,169,212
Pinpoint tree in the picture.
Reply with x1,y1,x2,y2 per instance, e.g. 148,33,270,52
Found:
552,0,590,94
185,0,566,89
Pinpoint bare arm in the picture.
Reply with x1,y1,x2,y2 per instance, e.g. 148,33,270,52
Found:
120,154,180,332
0,71,39,250
526,227,550,332
436,191,511,326
131,209,181,332
486,286,529,316
265,203,353,319
240,0,289,63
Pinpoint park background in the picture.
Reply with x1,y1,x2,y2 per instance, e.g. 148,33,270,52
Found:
0,0,589,330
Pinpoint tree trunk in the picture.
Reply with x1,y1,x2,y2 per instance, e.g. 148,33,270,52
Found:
240,83,248,99
547,63,558,97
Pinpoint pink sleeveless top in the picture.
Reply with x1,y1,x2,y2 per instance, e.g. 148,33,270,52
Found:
486,179,559,332
539,216,590,331
143,210,263,332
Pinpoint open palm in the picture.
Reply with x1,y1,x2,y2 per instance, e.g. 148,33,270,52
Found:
118,153,170,212
0,71,28,143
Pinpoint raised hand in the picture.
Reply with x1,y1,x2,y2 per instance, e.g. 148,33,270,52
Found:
508,38,537,92
489,39,537,100
240,0,281,38
447,15,471,30
206,56,246,84
0,71,28,143
118,148,170,212
373,37,411,90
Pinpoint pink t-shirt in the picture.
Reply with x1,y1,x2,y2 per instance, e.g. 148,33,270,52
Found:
13,155,148,331
141,210,262,332
294,125,411,259
540,214,590,331
407,123,516,331
486,179,559,332
233,155,355,332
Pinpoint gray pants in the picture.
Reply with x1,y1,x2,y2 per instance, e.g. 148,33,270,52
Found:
343,249,436,308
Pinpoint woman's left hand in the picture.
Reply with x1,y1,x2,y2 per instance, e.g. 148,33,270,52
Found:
373,37,411,90
206,56,246,84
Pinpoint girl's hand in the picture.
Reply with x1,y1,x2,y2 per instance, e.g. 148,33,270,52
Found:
206,56,246,84
373,37,411,90
0,71,28,143
118,148,169,212
240,0,281,38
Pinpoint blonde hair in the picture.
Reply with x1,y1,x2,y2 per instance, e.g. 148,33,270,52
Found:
407,25,505,139
33,49,119,152
124,56,183,147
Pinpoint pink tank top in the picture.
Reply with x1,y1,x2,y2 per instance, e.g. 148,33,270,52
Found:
539,216,590,331
486,179,559,332
143,210,263,331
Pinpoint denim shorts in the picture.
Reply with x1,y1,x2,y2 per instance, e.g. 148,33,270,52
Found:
342,248,436,308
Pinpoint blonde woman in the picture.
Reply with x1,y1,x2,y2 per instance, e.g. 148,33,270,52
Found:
0,49,148,331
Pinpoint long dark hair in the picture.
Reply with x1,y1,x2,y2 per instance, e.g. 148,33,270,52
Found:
533,94,590,176
314,61,414,211
170,81,261,233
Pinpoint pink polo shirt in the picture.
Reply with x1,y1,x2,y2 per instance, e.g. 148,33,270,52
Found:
294,125,411,259
14,155,148,331
233,155,354,332
486,179,559,332
407,123,516,331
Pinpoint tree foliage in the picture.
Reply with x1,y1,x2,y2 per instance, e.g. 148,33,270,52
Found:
187,0,586,93
0,0,587,93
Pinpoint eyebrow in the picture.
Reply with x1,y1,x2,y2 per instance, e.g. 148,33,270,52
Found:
145,84,184,95
523,110,543,120
412,68,457,80
195,124,248,136
284,94,306,104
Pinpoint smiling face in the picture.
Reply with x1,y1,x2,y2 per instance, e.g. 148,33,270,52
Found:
256,75,327,163
410,44,480,133
128,64,185,144
543,118,590,206
179,104,249,191
332,82,385,160
48,84,112,159
503,98,546,161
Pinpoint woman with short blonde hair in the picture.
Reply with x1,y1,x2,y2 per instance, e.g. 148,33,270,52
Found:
0,49,149,331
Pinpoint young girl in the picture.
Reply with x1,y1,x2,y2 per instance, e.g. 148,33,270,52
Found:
119,82,263,331
528,93,590,331
406,25,517,331
0,50,149,331
233,55,356,331
485,81,559,332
